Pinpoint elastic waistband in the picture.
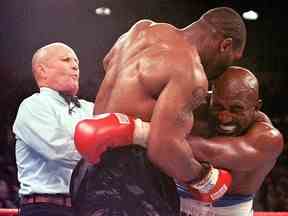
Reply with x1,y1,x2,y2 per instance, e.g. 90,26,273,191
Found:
213,194,254,207
177,184,254,207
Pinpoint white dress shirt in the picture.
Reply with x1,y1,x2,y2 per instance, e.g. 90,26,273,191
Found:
13,87,94,196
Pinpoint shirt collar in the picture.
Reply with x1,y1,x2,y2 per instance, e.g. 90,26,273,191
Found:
39,87,67,105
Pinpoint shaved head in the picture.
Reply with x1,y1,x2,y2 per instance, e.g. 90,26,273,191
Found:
211,66,261,136
31,42,80,95
214,66,259,102
32,42,75,74
183,7,247,81
201,7,247,52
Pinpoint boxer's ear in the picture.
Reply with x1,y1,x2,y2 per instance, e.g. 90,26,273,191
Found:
255,99,262,111
219,38,233,53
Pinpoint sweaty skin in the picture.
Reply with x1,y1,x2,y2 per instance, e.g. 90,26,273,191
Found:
189,66,284,195
95,20,208,182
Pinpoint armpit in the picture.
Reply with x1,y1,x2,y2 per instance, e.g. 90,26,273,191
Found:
190,87,207,110
175,110,194,129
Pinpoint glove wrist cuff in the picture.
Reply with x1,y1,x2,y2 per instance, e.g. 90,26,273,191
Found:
185,162,217,192
133,118,150,147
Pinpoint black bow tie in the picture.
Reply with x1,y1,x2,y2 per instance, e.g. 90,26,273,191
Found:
59,92,81,114
70,96,81,108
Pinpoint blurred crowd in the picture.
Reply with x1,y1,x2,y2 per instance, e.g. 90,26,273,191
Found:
0,157,18,208
253,155,288,211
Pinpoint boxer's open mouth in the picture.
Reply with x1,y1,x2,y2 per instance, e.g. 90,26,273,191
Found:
217,124,236,134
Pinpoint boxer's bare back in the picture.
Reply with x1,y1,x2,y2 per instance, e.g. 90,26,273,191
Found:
95,20,208,181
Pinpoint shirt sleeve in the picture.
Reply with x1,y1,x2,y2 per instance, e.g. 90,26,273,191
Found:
80,99,94,115
13,97,81,168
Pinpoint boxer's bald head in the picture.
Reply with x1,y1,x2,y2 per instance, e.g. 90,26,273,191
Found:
214,66,259,102
210,66,261,136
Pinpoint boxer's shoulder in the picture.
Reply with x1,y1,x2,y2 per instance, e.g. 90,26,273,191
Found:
247,112,284,156
130,20,180,42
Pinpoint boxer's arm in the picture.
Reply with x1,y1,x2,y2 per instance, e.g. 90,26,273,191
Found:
188,120,284,171
146,52,233,203
147,50,208,182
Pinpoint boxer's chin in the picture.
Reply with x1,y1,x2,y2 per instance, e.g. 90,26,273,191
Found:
216,124,237,136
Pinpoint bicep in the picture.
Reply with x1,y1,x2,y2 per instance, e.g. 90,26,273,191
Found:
189,136,256,170
191,123,283,170
146,79,196,172
149,71,207,145
149,82,192,144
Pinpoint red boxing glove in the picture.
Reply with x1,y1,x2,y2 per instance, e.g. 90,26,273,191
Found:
186,163,232,203
74,113,149,164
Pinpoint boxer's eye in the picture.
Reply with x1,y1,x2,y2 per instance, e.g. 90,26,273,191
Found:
230,105,244,113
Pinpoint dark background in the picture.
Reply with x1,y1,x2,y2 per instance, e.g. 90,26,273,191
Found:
0,0,287,210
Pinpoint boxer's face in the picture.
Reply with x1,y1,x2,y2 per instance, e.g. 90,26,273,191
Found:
207,54,234,80
210,83,257,136
43,45,80,96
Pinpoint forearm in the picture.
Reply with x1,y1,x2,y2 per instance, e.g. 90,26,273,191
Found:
147,134,204,182
188,135,264,171
146,125,232,203
188,136,237,169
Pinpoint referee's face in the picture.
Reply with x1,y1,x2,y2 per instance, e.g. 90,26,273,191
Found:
45,45,80,96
